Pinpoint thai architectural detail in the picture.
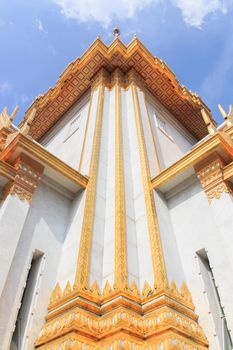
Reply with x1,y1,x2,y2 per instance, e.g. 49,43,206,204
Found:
1,33,233,350
2,153,44,202
195,153,233,201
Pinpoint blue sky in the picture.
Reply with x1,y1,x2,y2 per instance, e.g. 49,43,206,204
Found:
0,0,233,126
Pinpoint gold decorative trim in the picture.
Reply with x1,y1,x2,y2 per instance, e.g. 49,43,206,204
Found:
151,131,233,190
195,152,233,202
75,70,107,289
114,69,128,290
2,153,44,203
143,91,161,173
36,281,207,350
21,36,213,141
131,78,168,290
0,159,16,181
78,90,93,172
0,134,88,189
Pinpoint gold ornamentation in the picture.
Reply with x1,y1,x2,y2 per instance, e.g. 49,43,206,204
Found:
2,153,44,203
20,107,36,136
129,280,139,296
180,282,193,304
142,281,153,297
75,74,106,289
0,105,19,128
21,36,212,141
143,91,161,173
151,131,233,190
90,281,101,296
103,280,112,295
114,69,128,290
201,108,216,135
195,152,233,202
36,292,208,349
0,133,88,189
170,280,179,297
78,90,93,172
131,78,168,290
63,281,72,296
49,283,62,305
218,103,233,126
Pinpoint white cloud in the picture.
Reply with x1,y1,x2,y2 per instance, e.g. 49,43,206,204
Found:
55,0,158,27
172,0,227,27
54,0,229,28
0,81,12,94
35,18,47,33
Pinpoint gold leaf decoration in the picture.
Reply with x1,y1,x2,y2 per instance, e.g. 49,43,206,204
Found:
63,281,72,297
103,280,112,295
142,281,153,298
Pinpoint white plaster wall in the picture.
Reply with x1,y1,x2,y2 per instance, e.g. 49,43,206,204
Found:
0,182,71,350
81,88,100,176
167,179,233,350
56,189,86,288
146,95,195,169
40,93,90,170
137,88,158,178
0,194,29,298
154,190,185,287
89,87,112,287
122,88,140,288
124,87,154,290
102,87,115,287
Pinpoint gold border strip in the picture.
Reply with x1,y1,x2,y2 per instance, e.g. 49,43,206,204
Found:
131,82,168,290
0,159,16,180
143,92,161,173
114,73,128,289
151,132,233,190
223,161,233,181
75,82,105,289
78,90,93,172
0,134,88,188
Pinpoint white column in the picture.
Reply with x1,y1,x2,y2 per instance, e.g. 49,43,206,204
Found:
0,194,29,297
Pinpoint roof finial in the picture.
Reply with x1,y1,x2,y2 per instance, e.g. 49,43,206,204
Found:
113,27,120,38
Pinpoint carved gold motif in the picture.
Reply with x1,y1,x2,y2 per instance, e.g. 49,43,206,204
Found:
78,90,93,172
131,76,168,290
195,152,233,202
0,105,19,128
2,153,44,203
114,68,128,290
36,281,208,350
21,36,213,141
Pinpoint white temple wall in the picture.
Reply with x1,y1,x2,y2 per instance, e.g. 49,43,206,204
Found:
101,87,115,287
146,95,195,169
208,193,233,333
167,179,233,350
56,189,86,288
89,87,114,287
0,195,29,299
137,89,158,178
41,93,90,170
0,182,71,350
125,87,154,290
81,88,100,176
153,190,185,287
122,88,140,287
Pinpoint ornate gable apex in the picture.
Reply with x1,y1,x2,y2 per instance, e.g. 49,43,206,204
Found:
20,35,216,141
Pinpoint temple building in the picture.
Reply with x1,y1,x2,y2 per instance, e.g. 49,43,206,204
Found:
1,32,233,350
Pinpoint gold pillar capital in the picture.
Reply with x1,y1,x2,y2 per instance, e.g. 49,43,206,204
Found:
2,153,44,203
195,152,233,202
